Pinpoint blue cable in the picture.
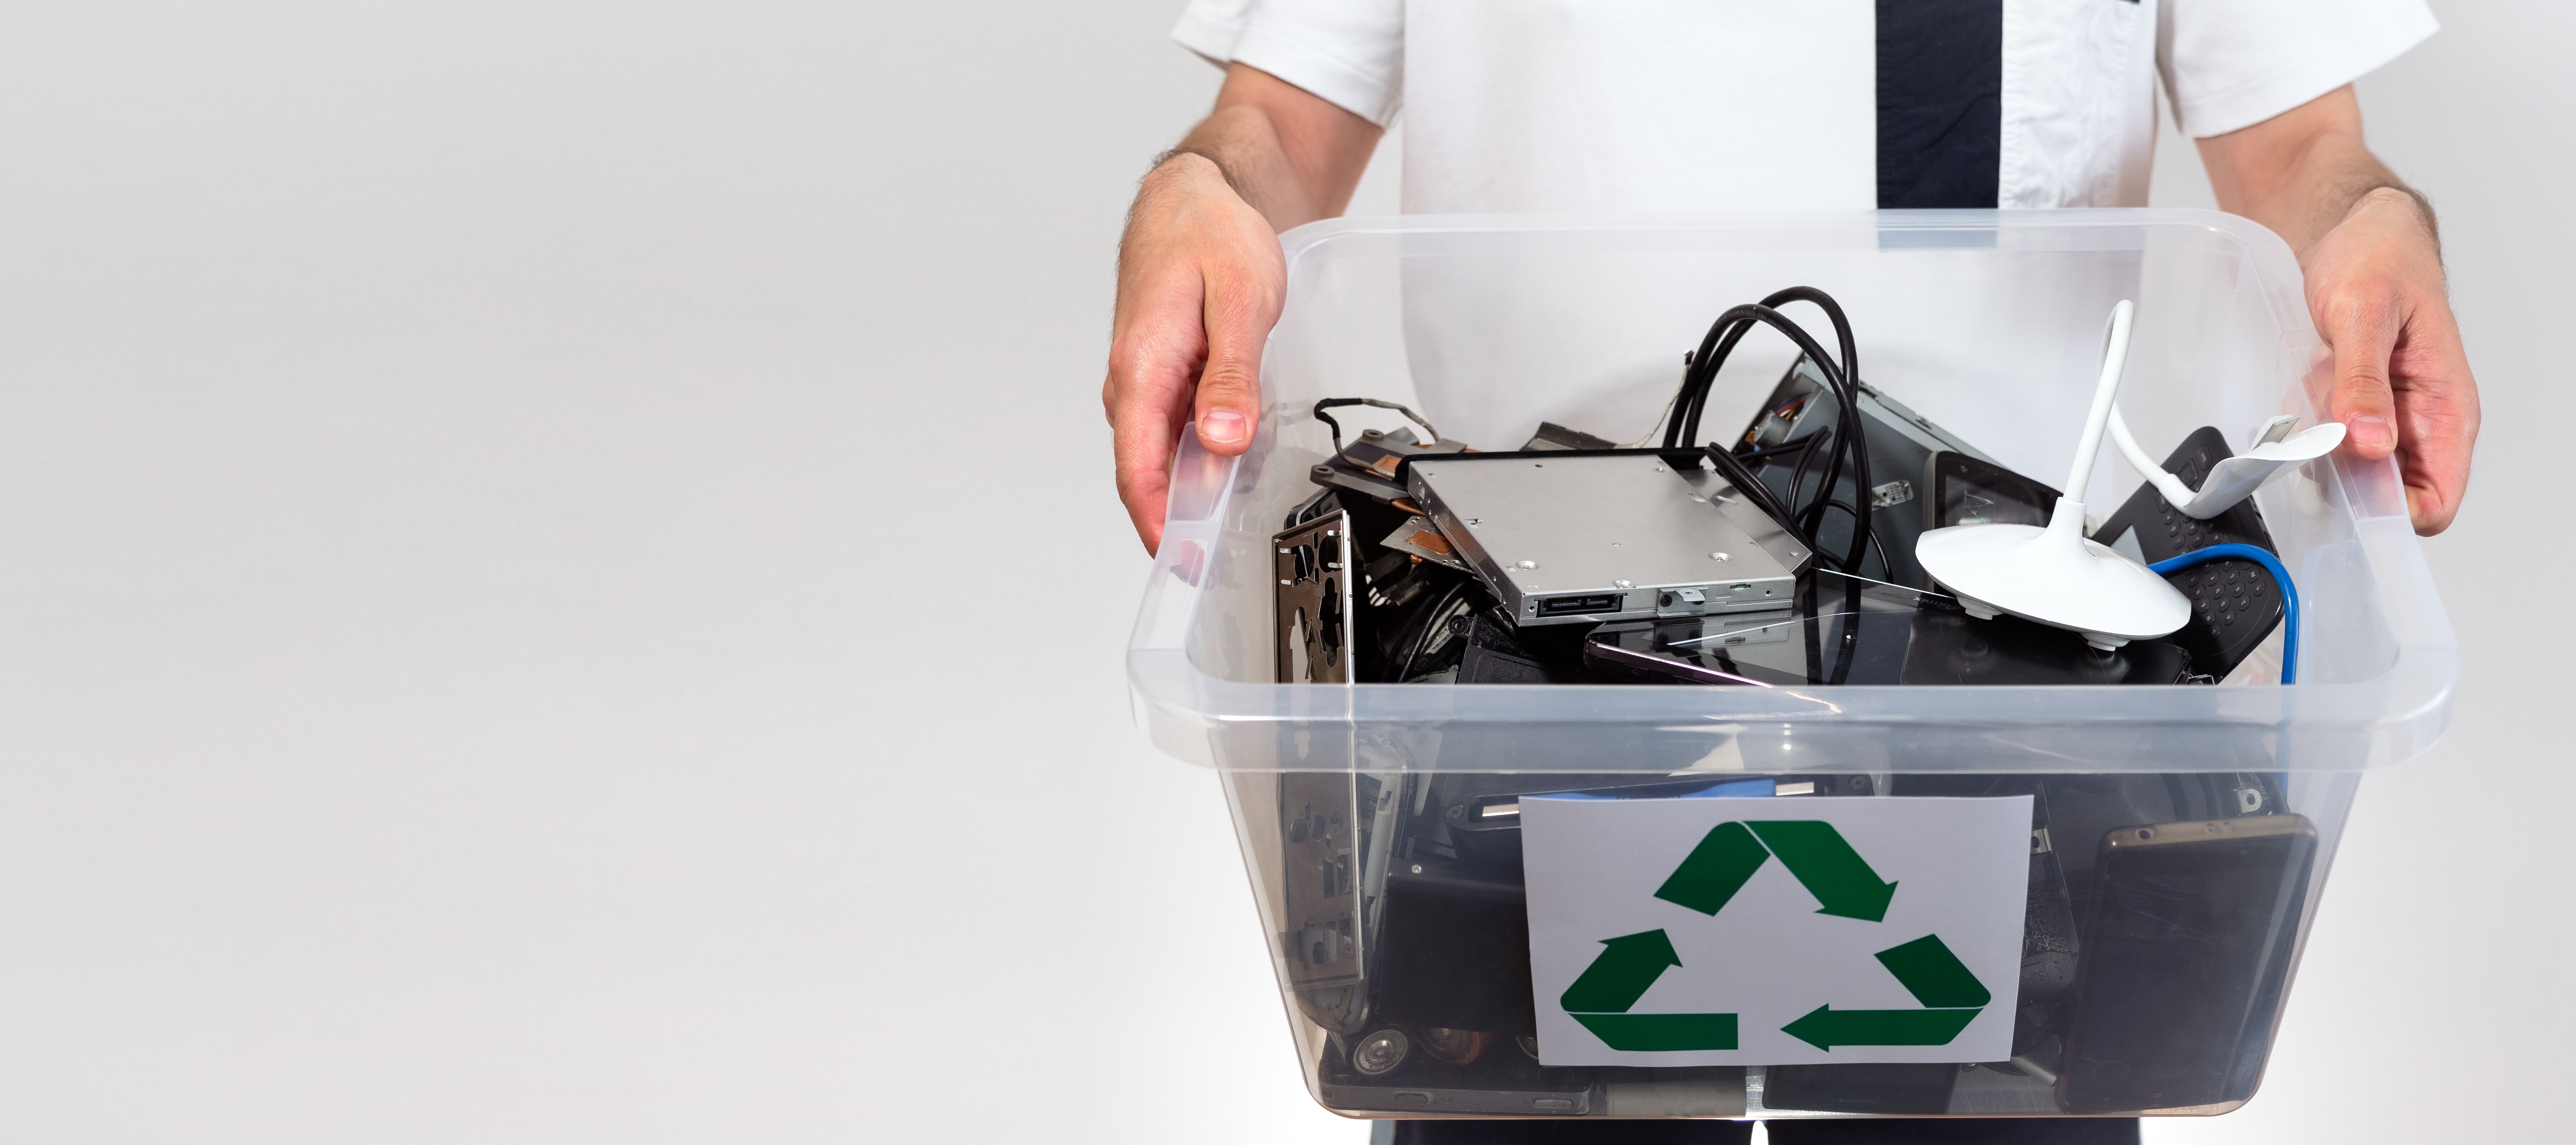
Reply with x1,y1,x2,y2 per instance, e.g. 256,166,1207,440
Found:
2147,543,2299,685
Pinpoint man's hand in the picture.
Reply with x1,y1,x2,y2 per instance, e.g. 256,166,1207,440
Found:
1104,66,1381,553
1105,155,1283,555
2299,188,2477,533
2200,86,2479,534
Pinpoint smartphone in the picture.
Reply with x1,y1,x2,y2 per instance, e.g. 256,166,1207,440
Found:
2056,813,2317,1113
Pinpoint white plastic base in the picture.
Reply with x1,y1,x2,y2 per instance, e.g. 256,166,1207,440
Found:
1916,500,2191,647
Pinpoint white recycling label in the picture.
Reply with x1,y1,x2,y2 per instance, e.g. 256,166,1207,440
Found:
1521,792,2031,1067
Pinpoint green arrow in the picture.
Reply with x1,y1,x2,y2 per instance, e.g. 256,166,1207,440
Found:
1569,1012,1739,1051
1746,821,1898,921
1558,929,1683,1014
1779,1005,1981,1050
1874,934,1991,1008
1654,821,1772,915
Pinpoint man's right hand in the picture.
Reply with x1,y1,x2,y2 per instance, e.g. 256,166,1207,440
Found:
1104,154,1284,555
1102,65,1383,554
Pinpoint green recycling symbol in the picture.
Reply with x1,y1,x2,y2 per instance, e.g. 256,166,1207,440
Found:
1561,820,1991,1052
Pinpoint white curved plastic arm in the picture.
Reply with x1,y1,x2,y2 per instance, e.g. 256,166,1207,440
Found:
2106,407,2348,520
2106,406,2199,510
2062,301,2136,499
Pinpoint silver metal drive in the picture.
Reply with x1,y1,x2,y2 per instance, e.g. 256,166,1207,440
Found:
1407,453,1811,627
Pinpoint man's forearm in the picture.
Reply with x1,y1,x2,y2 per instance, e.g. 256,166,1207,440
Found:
1160,108,1324,232
2197,86,2432,260
2195,84,2477,536
1154,65,1382,234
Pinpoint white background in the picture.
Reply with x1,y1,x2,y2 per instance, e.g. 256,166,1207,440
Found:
0,3,2564,1142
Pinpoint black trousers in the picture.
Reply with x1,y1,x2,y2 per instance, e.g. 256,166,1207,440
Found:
1384,1119,2140,1145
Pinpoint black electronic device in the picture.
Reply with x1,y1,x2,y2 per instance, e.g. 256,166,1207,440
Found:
1872,774,2080,1090
1580,576,1915,687
1925,450,2061,530
1398,608,1592,685
1882,775,2084,1004
1412,773,1868,873
1899,607,2194,687
1581,616,1802,687
2090,426,2287,680
1320,1025,1752,1120
1373,858,1538,1035
1723,359,2004,589
1522,421,1620,451
1320,1022,1598,1116
1576,569,2196,689
2056,813,2318,1114
1762,1062,1962,1115
1454,627,1555,683
2018,799,2082,1006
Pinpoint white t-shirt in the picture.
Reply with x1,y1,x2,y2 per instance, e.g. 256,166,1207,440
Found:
1172,0,2437,213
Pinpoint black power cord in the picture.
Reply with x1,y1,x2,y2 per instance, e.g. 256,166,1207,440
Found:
1701,443,1804,545
1752,289,1868,576
1811,500,1896,583
1784,425,1834,525
1313,398,1440,454
1661,288,1872,573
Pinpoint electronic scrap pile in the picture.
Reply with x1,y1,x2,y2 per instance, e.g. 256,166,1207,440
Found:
1265,288,2341,1120
1275,288,2300,694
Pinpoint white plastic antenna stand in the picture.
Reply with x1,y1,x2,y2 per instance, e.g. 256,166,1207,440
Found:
2105,407,2346,520
1913,300,2191,651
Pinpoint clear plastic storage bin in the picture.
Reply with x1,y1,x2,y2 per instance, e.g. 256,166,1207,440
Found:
1127,211,2456,1121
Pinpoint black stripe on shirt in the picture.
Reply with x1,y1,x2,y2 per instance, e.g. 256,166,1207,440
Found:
1876,0,2003,209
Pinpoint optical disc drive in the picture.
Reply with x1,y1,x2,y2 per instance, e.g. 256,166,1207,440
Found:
1407,452,1812,627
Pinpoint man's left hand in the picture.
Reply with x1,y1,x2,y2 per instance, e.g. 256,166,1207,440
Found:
2300,186,2479,534
2199,86,2479,536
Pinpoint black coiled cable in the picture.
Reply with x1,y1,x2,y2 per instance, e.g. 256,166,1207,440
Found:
1661,288,1872,574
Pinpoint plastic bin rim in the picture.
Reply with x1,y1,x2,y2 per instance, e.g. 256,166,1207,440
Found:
1129,209,2456,774
1279,206,2296,251
1279,209,2313,342
1126,644,2459,774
